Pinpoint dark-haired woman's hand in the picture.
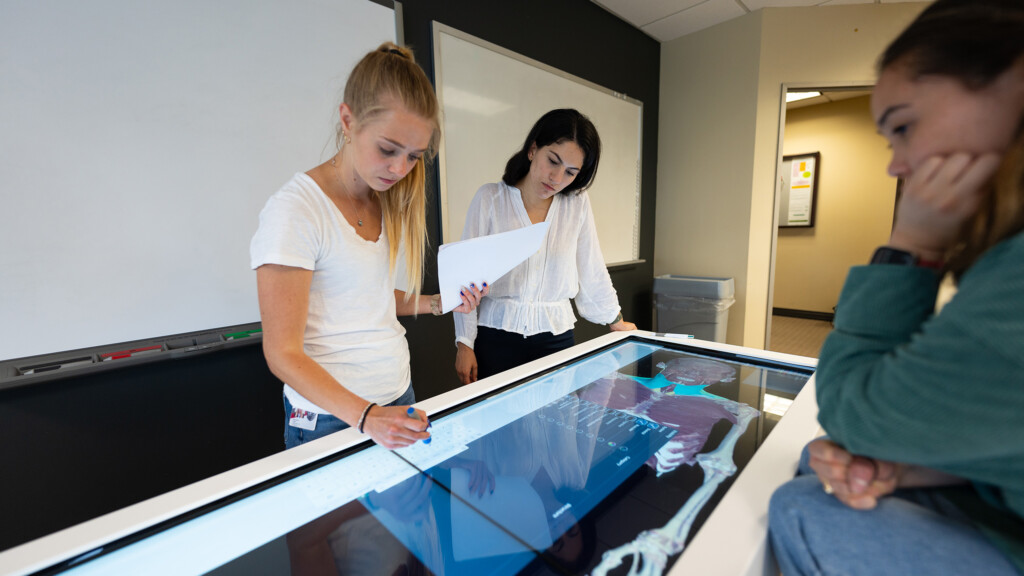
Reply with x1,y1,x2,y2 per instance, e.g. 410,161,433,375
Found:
609,319,637,332
455,343,478,384
451,283,489,314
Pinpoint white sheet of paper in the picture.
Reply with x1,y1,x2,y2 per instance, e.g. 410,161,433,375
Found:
437,222,549,313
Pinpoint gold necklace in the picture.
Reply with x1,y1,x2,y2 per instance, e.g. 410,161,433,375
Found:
331,155,368,227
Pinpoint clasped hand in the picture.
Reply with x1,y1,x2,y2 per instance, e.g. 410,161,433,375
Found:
807,438,901,510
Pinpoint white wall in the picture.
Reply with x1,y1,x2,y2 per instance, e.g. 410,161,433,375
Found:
657,3,928,348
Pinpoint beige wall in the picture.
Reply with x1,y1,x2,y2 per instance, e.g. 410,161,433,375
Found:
775,96,896,313
656,13,763,345
657,2,927,348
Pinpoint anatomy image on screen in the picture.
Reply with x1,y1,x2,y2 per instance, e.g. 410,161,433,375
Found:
585,357,759,576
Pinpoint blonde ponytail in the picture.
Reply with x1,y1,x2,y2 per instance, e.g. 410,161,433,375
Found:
341,42,440,303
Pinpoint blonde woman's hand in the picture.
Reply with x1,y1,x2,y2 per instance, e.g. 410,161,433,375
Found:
889,152,1001,259
362,405,430,450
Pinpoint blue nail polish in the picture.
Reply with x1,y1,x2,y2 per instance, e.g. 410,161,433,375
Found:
483,282,488,288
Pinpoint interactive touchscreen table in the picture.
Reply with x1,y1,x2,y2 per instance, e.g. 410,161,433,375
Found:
1,332,819,576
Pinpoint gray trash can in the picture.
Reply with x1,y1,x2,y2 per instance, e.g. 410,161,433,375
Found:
653,275,735,342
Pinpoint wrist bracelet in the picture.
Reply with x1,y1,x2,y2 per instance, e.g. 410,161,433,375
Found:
357,402,376,433
611,312,623,325
430,293,443,316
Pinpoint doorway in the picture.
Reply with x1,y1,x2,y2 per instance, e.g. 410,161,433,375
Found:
766,85,898,358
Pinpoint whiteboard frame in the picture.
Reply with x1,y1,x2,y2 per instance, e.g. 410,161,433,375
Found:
432,23,644,266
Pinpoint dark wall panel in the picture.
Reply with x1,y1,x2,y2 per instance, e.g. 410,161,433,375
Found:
0,344,283,551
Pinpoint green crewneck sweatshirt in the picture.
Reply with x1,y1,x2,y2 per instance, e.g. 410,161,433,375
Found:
816,231,1024,574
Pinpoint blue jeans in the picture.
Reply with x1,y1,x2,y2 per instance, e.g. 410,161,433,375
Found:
768,443,1019,576
283,385,416,450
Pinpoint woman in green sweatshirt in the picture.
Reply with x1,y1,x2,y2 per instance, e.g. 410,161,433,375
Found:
769,1,1024,574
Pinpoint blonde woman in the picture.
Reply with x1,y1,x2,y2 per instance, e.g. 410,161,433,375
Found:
251,44,485,450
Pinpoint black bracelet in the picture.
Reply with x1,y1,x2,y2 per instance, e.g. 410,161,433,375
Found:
357,402,376,433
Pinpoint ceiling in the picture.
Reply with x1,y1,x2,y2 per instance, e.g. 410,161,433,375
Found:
591,0,921,42
787,88,872,109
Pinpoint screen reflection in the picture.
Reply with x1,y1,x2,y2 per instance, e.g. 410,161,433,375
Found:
238,340,810,576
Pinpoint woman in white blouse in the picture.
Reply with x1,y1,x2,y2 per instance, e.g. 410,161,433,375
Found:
454,109,636,384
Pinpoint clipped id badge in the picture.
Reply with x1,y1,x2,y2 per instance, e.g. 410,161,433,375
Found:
289,407,318,431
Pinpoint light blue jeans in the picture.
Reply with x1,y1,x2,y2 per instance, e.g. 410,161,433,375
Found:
768,444,1019,576
283,385,416,450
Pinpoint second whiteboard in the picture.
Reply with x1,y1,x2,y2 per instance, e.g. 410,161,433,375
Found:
433,23,643,266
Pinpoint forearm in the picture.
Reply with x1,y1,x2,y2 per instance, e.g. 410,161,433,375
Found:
453,304,478,348
263,345,370,425
394,290,433,316
898,464,968,489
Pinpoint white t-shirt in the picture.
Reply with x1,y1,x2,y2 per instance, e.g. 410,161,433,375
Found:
453,181,621,348
250,173,410,413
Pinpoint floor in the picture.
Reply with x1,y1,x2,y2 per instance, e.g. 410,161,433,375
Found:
767,315,833,359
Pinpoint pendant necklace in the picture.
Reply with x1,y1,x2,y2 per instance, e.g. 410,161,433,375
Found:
331,154,367,227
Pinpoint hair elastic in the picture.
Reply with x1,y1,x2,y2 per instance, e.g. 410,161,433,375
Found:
357,402,376,433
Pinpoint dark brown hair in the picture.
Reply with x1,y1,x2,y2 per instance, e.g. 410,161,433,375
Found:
502,109,601,195
881,0,1024,277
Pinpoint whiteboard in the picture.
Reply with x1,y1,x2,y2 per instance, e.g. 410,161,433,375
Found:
433,24,643,266
0,0,396,361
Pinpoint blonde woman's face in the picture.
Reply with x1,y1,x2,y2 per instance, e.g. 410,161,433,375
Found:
344,102,433,192
871,63,1024,181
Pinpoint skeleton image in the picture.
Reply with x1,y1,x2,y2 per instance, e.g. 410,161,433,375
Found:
583,357,760,576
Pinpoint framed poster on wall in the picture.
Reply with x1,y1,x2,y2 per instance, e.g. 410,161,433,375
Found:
779,152,820,228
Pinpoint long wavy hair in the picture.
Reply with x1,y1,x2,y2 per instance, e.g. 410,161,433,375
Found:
879,0,1024,278
340,42,440,301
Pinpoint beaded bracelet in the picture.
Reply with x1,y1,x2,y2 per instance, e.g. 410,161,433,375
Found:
357,402,376,433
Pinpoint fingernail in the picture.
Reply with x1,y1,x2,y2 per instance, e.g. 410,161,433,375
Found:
460,290,465,296
483,282,488,287
470,283,476,289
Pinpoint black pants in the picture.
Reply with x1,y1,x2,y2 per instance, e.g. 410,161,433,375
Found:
475,325,575,380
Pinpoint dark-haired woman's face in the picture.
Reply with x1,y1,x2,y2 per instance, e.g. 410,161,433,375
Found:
871,63,1024,180
524,141,584,199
